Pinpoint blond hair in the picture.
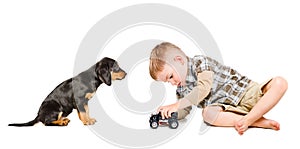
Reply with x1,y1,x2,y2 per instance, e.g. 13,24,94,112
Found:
149,42,186,80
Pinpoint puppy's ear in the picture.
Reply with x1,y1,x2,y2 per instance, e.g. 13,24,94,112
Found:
96,62,112,86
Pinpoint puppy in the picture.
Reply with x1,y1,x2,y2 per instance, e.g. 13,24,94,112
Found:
9,57,126,126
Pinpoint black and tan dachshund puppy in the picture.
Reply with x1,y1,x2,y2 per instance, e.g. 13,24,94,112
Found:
9,57,126,126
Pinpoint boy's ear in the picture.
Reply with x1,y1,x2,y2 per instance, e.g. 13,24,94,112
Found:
174,56,184,65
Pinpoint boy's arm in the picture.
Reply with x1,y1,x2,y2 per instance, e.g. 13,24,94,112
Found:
178,71,214,109
176,87,192,120
177,106,192,120
158,71,213,119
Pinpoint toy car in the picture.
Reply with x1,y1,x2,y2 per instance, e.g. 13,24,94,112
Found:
149,112,179,129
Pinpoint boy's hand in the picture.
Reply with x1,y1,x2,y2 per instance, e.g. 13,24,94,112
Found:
157,102,180,119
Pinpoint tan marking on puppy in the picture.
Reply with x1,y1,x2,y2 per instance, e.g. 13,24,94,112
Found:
51,118,70,126
85,92,96,100
84,105,90,118
51,112,70,126
77,105,96,125
84,105,96,124
111,72,126,80
57,111,63,120
78,111,88,125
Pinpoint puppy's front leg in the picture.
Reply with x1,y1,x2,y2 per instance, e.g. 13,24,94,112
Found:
76,102,96,125
84,104,96,124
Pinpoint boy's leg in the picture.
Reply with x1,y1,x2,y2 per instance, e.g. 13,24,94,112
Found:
202,106,239,126
235,76,288,134
203,106,281,131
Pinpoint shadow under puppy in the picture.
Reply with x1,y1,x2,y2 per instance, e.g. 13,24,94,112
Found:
9,57,127,126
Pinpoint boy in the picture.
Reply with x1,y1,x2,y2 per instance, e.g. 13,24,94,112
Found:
149,42,287,135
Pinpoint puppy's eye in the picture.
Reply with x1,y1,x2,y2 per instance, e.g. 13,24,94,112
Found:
112,63,120,71
114,67,120,71
169,74,173,79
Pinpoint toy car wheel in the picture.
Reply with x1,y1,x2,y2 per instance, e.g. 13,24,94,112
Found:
169,120,178,129
150,121,159,129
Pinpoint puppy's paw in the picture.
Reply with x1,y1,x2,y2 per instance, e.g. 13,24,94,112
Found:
62,118,71,126
89,118,97,124
83,118,97,125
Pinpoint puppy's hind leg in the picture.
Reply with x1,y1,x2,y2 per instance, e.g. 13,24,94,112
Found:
45,112,70,126
38,100,70,126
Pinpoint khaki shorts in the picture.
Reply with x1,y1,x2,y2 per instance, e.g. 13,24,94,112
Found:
219,79,272,115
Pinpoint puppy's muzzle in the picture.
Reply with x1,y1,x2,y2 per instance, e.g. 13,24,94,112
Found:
112,69,127,80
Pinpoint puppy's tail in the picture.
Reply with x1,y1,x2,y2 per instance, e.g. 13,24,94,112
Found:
8,116,39,127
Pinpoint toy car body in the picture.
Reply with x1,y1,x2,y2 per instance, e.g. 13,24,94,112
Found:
149,112,178,129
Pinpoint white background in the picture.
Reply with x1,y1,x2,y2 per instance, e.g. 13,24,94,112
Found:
1,0,299,149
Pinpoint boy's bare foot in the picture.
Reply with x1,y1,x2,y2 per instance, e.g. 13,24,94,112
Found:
251,118,280,130
234,117,251,135
235,117,280,135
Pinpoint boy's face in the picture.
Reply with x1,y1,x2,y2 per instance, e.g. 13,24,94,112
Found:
156,59,187,87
